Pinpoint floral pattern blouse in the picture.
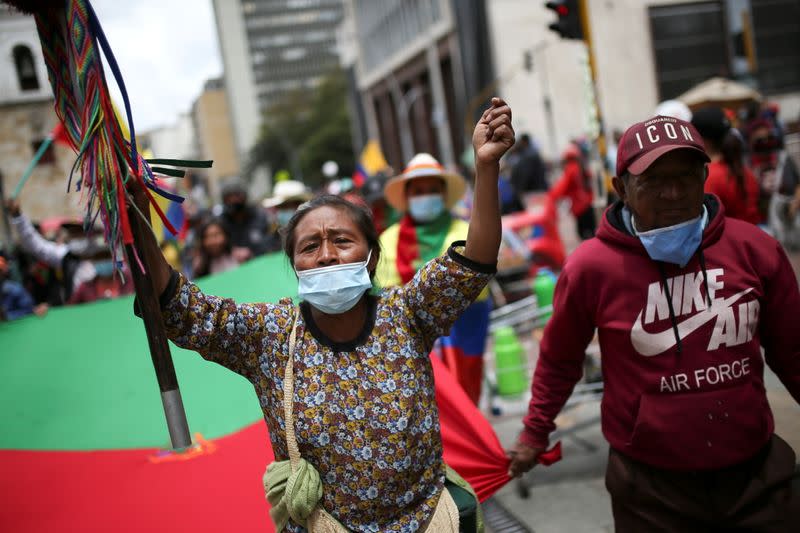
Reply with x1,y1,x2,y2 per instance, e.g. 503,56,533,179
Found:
160,242,495,532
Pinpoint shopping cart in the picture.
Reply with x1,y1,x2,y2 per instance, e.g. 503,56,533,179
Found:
485,285,603,499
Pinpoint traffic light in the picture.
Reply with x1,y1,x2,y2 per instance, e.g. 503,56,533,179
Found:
545,0,583,40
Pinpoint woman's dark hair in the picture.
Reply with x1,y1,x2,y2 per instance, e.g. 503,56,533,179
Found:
281,195,381,276
194,218,232,278
720,129,747,196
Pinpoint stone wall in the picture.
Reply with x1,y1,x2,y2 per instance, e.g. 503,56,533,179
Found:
0,100,82,222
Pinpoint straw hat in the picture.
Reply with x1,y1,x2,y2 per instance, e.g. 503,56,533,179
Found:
384,153,466,212
262,180,313,208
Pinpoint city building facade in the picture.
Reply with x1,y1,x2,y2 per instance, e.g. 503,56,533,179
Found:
487,0,800,160
212,0,345,177
343,0,495,172
193,78,241,202
0,7,79,224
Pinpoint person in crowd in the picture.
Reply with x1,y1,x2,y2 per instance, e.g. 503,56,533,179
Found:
548,143,596,239
190,218,240,278
691,107,760,224
509,133,548,200
509,114,800,530
377,152,493,405
128,97,513,532
748,118,800,247
183,170,210,213
218,179,273,261
179,207,213,278
359,172,396,234
0,252,47,320
262,179,314,230
17,246,64,306
67,248,133,304
498,159,525,215
655,99,693,123
604,129,624,206
6,199,100,302
605,128,623,174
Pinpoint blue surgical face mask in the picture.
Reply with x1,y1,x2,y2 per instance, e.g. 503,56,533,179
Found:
276,208,294,227
408,194,445,223
632,207,707,267
296,251,373,315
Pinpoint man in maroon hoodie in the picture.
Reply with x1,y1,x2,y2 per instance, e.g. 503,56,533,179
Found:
509,115,800,530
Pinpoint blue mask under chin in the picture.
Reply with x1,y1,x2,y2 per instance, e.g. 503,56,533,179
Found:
625,206,708,267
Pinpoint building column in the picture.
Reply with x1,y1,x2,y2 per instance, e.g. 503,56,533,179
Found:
426,44,455,167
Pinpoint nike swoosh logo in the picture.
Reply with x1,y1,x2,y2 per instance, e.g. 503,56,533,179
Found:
631,288,753,356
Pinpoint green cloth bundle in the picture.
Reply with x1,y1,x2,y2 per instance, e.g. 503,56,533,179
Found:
264,457,323,531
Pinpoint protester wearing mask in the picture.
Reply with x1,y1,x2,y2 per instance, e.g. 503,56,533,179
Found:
377,153,493,405
509,115,800,530
262,179,313,230
130,98,514,531
219,179,273,262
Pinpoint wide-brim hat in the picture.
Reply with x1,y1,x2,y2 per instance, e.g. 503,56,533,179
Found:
262,180,313,208
384,153,466,212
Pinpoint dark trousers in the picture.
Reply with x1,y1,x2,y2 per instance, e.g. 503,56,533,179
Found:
576,207,596,240
606,435,800,532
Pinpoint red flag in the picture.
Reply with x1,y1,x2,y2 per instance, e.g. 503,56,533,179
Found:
432,354,510,500
432,354,562,501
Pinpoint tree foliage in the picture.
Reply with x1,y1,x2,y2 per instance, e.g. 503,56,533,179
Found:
247,68,354,189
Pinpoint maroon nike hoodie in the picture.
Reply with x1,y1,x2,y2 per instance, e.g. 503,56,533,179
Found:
521,195,800,470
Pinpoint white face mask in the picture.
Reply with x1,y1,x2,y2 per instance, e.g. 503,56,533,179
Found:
296,251,373,314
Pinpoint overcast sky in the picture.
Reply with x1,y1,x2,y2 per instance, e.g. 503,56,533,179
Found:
92,0,223,133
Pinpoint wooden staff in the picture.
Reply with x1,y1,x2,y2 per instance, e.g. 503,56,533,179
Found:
4,0,195,449
126,191,192,449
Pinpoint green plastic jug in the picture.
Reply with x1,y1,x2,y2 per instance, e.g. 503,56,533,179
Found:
533,268,557,323
493,326,528,397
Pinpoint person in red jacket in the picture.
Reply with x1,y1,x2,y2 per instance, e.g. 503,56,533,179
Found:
510,115,800,530
548,143,595,239
692,107,761,224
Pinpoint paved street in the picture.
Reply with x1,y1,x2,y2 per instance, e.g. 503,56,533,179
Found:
484,205,800,532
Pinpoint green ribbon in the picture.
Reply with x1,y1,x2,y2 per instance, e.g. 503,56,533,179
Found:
12,136,54,199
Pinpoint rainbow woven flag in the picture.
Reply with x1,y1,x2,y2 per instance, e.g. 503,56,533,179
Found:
8,0,210,268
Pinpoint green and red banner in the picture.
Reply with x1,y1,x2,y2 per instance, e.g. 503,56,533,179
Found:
1,253,513,532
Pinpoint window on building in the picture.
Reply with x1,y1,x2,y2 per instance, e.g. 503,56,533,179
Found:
750,0,800,92
282,47,308,61
649,0,800,99
31,139,55,164
13,45,40,91
649,2,729,100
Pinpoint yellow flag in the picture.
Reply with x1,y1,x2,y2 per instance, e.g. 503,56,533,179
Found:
360,140,389,175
